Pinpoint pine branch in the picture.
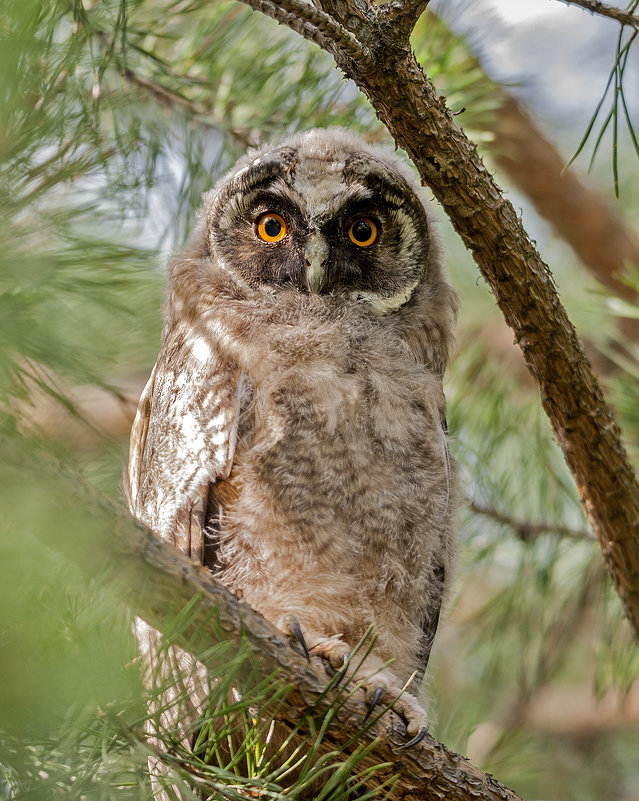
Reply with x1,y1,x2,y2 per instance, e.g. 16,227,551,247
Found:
42,466,526,801
468,500,594,543
234,0,639,644
120,62,262,146
123,68,211,118
554,0,639,27
239,0,370,62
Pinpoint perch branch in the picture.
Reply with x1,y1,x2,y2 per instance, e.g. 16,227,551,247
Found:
234,0,639,643
41,466,526,801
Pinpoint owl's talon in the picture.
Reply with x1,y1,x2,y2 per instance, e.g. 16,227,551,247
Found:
333,652,351,689
396,725,428,750
363,686,384,724
291,620,310,661
283,615,310,660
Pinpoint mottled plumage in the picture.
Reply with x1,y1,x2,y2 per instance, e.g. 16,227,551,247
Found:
127,128,457,759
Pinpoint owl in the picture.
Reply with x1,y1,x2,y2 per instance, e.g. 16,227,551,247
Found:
127,128,457,759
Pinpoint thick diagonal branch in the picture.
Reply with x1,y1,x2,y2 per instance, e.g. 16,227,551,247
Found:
235,0,639,640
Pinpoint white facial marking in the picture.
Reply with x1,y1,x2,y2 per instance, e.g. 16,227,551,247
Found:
352,275,421,314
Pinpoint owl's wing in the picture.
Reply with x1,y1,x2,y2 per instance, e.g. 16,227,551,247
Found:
126,322,243,566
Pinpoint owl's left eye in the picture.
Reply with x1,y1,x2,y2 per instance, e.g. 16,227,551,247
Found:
347,218,378,247
256,213,288,243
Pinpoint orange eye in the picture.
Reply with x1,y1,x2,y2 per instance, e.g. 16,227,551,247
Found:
348,218,378,247
256,212,287,242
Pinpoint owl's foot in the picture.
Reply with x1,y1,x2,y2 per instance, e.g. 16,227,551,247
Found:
311,635,350,669
360,674,429,740
311,637,429,745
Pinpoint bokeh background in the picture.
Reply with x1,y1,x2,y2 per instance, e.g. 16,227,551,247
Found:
1,1,638,798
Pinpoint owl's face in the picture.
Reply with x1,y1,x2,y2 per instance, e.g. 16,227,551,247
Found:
205,129,433,313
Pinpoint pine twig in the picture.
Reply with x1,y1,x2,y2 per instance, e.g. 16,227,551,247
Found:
123,68,211,118
555,0,639,28
239,0,371,62
468,500,594,543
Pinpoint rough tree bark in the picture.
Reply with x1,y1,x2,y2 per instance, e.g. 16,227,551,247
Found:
236,0,639,640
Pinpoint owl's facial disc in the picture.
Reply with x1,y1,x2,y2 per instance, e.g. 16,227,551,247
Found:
208,144,428,309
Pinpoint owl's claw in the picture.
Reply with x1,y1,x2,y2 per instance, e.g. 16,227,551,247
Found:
363,685,384,724
333,652,351,689
283,615,310,661
310,636,350,669
396,725,428,750
291,620,310,661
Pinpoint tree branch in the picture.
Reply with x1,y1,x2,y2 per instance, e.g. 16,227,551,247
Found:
123,68,211,118
233,0,639,643
42,465,526,801
381,0,432,35
555,0,639,27
468,500,595,543
239,0,370,61
119,66,262,148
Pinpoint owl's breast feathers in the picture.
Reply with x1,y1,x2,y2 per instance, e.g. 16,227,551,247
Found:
231,298,452,545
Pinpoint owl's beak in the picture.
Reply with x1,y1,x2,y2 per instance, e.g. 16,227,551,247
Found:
304,232,329,294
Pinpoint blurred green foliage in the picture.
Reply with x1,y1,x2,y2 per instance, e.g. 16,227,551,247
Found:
1,1,638,799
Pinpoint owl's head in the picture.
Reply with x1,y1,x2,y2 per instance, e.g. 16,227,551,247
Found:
202,128,443,315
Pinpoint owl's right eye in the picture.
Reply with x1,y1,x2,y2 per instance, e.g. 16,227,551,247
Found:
256,213,288,243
